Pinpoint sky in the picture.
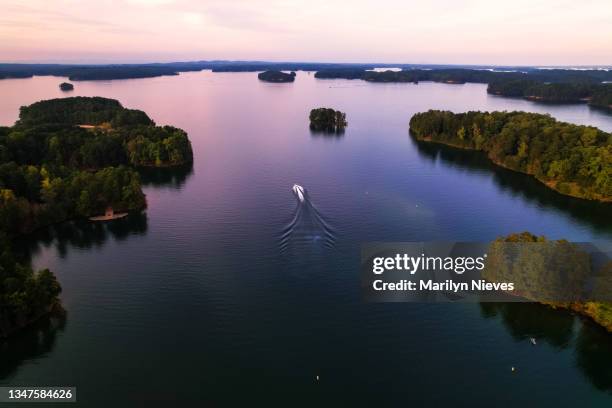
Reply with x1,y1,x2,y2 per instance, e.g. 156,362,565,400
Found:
1,0,611,66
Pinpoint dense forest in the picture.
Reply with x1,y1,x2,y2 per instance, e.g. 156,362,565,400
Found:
309,108,347,133
590,84,612,111
0,97,193,337
484,232,612,331
409,110,611,201
257,70,296,83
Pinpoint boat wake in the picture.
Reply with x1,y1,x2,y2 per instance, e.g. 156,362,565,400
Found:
279,185,336,254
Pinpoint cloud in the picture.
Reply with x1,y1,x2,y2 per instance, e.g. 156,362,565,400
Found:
0,0,611,65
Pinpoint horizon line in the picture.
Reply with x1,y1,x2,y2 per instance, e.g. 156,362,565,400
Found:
2,59,612,69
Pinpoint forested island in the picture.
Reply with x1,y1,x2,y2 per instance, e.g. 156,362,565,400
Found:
485,232,612,332
0,97,193,337
309,108,347,133
257,70,296,82
59,82,73,91
409,110,611,202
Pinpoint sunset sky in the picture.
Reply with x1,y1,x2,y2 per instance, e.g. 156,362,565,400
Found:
1,0,611,65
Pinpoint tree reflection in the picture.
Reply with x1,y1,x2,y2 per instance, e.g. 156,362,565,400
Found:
575,322,612,393
309,128,345,139
0,309,67,379
16,211,148,261
480,302,574,348
481,302,612,394
138,162,194,189
411,137,612,236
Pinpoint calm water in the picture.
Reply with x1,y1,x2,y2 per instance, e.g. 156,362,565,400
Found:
1,72,612,407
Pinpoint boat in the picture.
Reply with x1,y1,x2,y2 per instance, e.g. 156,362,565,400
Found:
89,207,128,221
292,184,305,202
530,338,537,345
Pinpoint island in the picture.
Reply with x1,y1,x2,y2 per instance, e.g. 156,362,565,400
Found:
59,82,74,91
0,96,193,337
257,70,296,83
309,108,347,133
485,232,612,332
409,110,611,202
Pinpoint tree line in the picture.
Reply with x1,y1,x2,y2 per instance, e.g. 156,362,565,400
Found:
315,68,612,110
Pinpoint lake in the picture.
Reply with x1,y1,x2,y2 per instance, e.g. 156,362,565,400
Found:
1,71,612,406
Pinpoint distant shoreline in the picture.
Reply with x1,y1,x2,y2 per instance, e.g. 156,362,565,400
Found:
2,62,610,112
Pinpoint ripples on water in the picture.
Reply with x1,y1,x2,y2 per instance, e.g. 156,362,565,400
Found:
279,186,336,254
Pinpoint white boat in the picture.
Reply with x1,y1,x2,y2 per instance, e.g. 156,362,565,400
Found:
292,184,305,202
530,337,537,345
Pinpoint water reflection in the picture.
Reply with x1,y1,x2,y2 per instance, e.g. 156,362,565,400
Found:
309,128,345,139
481,302,612,393
138,162,194,189
480,303,574,348
0,311,67,380
575,323,612,393
17,211,148,261
411,137,612,235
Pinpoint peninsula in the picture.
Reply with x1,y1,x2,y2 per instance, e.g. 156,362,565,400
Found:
409,110,611,202
0,96,193,337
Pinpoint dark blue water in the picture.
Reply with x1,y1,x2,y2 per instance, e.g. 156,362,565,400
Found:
1,72,611,407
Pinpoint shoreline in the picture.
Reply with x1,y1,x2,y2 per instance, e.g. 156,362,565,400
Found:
0,301,65,339
412,135,612,203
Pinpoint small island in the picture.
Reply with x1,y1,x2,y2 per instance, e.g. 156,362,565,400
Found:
0,96,193,337
309,107,347,133
409,110,611,202
257,70,296,83
59,82,74,91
